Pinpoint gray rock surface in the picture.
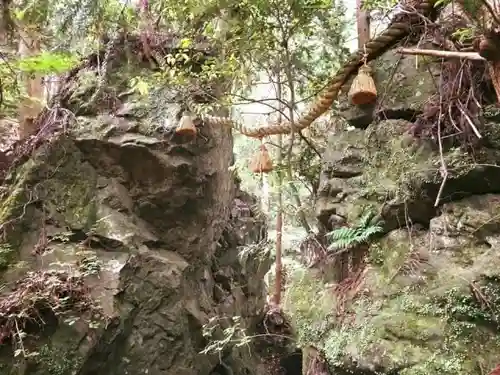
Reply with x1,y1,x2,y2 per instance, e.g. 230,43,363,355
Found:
0,34,271,375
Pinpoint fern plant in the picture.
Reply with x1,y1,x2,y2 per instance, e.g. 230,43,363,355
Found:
326,211,383,252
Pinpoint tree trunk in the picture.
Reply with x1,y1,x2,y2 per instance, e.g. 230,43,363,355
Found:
273,68,284,306
18,26,44,139
260,173,270,215
283,45,312,234
356,0,370,49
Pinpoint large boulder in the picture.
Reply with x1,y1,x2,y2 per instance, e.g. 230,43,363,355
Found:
299,12,500,375
293,124,500,374
316,117,500,233
0,34,271,375
319,194,500,374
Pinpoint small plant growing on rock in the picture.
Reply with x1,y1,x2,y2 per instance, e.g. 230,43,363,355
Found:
200,315,252,355
0,243,15,270
326,211,383,278
76,252,103,277
0,269,105,355
326,212,383,252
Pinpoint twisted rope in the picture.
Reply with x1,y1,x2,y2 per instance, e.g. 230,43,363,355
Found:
200,0,436,139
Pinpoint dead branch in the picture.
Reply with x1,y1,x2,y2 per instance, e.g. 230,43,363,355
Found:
397,47,486,61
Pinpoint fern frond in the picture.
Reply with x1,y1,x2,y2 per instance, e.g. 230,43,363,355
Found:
327,238,352,250
326,227,357,241
362,225,383,236
326,220,383,252
358,211,374,228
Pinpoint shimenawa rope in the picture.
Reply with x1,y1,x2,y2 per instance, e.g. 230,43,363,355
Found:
197,0,436,139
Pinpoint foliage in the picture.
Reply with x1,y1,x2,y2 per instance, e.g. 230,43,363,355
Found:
31,344,83,375
200,315,252,355
0,51,79,116
435,276,500,329
0,269,105,349
76,252,103,278
326,212,383,251
16,52,79,75
0,244,15,271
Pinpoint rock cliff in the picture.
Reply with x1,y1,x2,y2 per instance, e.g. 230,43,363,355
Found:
291,9,500,375
0,34,271,375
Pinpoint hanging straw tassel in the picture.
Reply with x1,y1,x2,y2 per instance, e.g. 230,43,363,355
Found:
249,142,273,174
348,64,377,105
175,112,197,137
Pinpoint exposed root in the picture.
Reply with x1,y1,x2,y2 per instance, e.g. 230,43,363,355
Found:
299,232,328,269
303,346,331,375
306,353,330,375
254,304,295,375
388,245,429,283
411,44,495,146
0,105,74,184
331,267,367,324
260,304,294,348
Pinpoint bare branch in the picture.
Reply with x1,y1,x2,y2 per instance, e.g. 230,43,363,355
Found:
397,48,486,61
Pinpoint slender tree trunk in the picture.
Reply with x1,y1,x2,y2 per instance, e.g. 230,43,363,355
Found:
356,0,370,49
283,45,311,234
18,25,44,139
261,173,270,215
273,66,284,306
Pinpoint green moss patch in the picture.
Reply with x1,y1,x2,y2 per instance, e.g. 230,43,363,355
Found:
29,343,83,375
283,268,335,345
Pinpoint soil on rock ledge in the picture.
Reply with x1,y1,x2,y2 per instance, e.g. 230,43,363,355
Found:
0,34,271,375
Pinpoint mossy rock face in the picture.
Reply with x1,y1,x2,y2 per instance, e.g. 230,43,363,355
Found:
0,137,99,275
299,194,500,374
337,44,438,129
316,119,500,232
0,34,269,375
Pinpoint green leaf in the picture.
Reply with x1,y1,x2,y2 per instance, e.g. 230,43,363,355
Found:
17,52,79,75
179,38,193,49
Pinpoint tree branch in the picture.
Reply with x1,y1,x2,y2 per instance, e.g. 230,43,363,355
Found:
397,47,486,61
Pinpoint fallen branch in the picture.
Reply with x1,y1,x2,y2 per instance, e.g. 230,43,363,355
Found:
397,48,486,61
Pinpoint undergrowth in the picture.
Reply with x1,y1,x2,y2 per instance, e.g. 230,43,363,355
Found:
0,268,105,354
326,211,383,252
436,275,500,330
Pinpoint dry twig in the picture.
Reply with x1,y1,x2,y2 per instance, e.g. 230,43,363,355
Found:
398,47,486,61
